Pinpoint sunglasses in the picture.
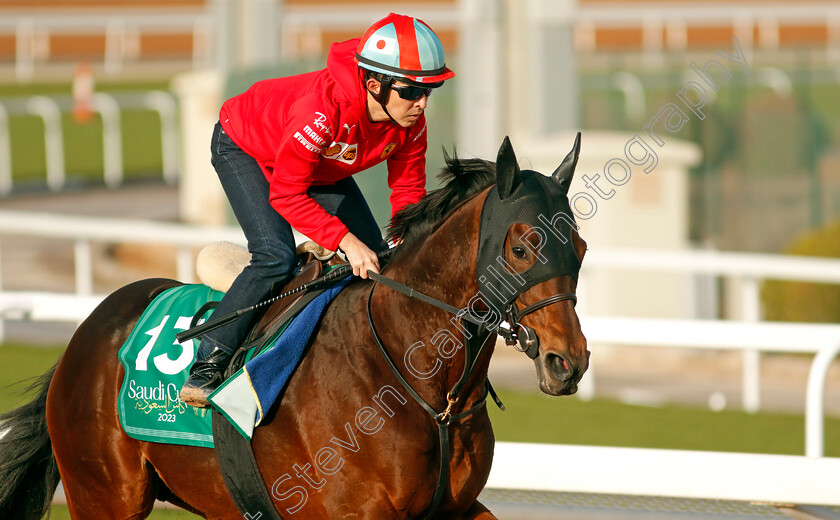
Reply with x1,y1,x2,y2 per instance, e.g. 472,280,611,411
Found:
390,84,434,101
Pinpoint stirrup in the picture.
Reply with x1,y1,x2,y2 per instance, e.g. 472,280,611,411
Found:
180,349,231,407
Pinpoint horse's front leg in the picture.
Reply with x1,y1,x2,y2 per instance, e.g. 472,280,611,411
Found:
439,500,499,520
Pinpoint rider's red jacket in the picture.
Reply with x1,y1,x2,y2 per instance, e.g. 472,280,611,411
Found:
219,38,428,251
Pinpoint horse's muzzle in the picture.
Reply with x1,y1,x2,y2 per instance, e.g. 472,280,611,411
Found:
535,350,589,396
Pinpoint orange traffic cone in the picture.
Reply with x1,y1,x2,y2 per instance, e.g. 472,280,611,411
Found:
72,61,94,123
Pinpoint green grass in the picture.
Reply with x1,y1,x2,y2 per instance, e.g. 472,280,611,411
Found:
0,344,64,414
0,81,170,97
0,81,171,186
488,387,840,456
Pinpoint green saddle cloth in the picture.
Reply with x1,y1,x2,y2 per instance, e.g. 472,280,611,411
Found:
117,284,224,448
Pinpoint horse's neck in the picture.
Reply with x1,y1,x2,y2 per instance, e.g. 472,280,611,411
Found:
374,196,493,406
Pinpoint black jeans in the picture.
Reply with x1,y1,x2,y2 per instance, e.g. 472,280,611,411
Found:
197,122,383,357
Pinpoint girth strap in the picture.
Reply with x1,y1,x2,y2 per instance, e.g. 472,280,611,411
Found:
212,410,284,520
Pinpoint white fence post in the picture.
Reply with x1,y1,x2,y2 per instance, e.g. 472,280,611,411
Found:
104,19,125,77
91,93,123,189
0,239,4,342
15,19,35,81
805,341,840,458
25,96,65,192
143,91,179,186
0,103,11,196
611,71,646,122
74,240,94,296
171,69,226,226
742,277,761,413
457,0,504,159
177,245,195,283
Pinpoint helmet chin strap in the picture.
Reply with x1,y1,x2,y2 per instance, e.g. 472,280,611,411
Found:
381,103,399,126
369,76,400,126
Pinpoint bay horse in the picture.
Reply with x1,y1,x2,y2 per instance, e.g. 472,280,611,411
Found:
0,136,588,520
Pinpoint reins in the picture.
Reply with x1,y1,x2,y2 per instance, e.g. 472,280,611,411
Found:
366,270,499,410
175,264,355,344
364,269,575,520
175,250,396,344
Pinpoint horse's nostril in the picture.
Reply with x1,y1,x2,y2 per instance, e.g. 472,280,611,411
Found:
545,353,572,379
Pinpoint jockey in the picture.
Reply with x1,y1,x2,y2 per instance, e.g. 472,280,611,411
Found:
180,13,455,407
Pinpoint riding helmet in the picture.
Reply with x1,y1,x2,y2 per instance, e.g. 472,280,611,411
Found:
355,13,455,85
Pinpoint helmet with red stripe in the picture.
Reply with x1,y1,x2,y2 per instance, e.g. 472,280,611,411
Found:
356,13,455,85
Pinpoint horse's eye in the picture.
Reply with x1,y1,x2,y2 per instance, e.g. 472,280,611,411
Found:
512,246,528,259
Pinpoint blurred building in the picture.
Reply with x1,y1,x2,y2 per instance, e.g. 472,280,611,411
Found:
1,0,839,319
1,1,837,81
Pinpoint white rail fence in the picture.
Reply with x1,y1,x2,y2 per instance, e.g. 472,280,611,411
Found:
579,316,840,458
7,210,840,311
49,441,840,514
48,442,840,514
0,210,244,296
5,2,840,78
0,91,179,196
487,442,840,516
580,248,840,415
2,210,840,455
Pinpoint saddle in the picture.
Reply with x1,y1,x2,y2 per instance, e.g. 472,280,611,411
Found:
243,250,341,347
195,241,344,374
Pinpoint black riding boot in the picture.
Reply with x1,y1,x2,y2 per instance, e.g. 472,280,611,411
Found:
180,348,232,408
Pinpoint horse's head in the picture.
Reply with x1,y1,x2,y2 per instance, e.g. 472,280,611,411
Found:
477,135,588,396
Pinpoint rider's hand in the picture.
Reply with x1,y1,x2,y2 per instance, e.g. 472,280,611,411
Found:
338,233,380,279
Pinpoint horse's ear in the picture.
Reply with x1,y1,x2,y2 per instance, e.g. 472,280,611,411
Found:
551,132,581,194
496,136,521,199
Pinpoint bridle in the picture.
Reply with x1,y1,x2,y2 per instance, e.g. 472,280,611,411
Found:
366,134,584,520
498,291,577,359
364,258,577,520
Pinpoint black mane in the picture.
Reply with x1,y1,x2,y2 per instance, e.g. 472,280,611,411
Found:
386,149,496,246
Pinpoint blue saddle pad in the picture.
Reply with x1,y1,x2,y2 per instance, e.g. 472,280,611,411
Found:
209,276,351,440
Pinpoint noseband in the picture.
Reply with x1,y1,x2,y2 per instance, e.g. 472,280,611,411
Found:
499,291,577,359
